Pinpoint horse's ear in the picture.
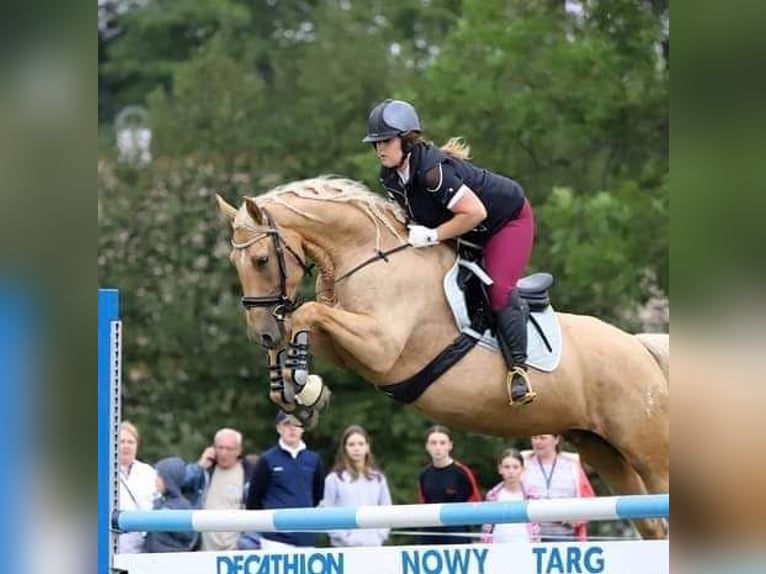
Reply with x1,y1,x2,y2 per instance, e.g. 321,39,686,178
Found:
244,197,264,225
216,194,238,224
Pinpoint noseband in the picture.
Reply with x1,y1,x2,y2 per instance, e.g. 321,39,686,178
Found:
232,207,313,322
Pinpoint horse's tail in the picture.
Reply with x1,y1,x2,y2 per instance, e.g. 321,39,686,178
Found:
635,333,669,385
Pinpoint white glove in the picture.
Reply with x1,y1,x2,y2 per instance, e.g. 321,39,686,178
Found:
407,224,439,248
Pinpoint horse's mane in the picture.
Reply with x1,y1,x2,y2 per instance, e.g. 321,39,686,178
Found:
254,175,407,247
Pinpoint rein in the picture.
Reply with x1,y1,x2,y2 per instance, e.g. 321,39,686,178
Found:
335,243,411,283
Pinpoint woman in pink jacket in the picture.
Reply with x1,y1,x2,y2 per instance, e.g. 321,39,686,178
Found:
522,435,596,542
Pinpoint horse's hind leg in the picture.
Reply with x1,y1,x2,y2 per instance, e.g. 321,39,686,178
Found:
566,430,668,539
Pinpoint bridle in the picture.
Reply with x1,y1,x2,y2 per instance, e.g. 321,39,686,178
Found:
232,207,313,322
232,205,412,323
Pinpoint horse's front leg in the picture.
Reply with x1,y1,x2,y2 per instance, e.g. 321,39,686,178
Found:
267,345,329,429
288,301,404,381
266,349,292,408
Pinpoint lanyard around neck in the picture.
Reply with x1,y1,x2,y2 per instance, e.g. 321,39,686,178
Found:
537,455,558,496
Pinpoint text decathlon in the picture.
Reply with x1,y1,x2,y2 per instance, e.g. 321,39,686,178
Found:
216,552,344,574
401,548,489,574
532,545,605,574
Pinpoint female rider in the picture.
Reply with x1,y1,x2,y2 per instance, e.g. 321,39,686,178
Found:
363,98,536,405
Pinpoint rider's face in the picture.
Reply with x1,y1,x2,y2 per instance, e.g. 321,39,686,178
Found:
375,137,404,168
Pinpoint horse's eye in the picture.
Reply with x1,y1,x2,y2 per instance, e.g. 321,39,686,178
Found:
253,254,270,268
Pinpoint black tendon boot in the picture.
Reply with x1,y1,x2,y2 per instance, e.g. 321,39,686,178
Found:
496,289,537,406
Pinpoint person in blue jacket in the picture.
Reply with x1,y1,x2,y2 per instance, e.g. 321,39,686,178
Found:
244,412,326,547
143,456,198,552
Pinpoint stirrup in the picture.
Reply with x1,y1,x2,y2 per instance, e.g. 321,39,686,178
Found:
506,367,537,406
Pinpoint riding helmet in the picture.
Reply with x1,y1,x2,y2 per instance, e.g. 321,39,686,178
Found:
362,99,422,143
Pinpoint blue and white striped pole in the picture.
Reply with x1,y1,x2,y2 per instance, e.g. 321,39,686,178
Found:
116,493,668,533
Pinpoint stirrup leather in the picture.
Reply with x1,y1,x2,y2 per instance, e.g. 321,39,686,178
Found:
505,366,537,406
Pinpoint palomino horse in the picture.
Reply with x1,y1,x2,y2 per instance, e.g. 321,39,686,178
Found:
217,176,669,539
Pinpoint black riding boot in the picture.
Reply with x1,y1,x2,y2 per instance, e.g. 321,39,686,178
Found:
496,289,537,405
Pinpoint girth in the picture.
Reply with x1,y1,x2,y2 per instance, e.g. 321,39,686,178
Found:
378,333,478,404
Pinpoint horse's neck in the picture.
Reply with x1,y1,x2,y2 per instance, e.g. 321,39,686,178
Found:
274,200,403,277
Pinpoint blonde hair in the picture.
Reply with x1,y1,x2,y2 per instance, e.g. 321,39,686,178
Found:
440,137,471,160
120,421,139,442
401,133,472,161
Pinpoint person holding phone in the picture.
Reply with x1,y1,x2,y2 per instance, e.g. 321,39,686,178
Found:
184,427,256,551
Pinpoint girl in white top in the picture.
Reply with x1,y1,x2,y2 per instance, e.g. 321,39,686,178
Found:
323,425,392,547
117,421,157,554
480,449,540,543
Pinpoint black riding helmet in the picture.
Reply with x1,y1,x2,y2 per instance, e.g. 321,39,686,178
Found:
362,99,422,143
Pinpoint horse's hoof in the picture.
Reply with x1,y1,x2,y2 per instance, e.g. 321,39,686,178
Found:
290,406,317,429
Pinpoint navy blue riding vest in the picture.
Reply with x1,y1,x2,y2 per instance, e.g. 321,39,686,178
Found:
379,143,526,245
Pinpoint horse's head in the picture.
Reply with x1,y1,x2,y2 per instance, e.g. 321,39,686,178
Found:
217,194,310,349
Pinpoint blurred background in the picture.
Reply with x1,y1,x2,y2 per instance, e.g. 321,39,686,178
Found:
97,0,669,540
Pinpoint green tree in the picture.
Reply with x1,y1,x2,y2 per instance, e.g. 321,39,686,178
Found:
417,0,667,201
534,179,668,326
147,40,269,168
100,0,251,121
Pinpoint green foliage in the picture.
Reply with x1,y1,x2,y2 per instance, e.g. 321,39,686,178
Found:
100,0,251,119
417,0,667,203
535,178,668,326
147,41,268,164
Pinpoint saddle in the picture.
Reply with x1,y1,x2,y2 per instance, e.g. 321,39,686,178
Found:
455,261,553,332
446,258,562,372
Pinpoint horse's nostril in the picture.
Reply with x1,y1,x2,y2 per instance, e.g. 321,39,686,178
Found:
261,334,274,347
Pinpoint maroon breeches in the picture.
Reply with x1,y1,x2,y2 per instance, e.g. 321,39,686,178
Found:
483,199,535,311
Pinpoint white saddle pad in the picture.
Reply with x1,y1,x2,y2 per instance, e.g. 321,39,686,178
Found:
443,259,563,372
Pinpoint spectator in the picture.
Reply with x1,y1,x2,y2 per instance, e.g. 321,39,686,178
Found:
480,448,540,543
417,425,481,544
522,434,595,542
144,457,198,552
185,428,255,551
244,412,325,549
323,425,392,547
117,421,157,554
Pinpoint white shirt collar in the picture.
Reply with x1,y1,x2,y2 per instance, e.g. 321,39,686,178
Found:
396,154,412,184
279,439,307,459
